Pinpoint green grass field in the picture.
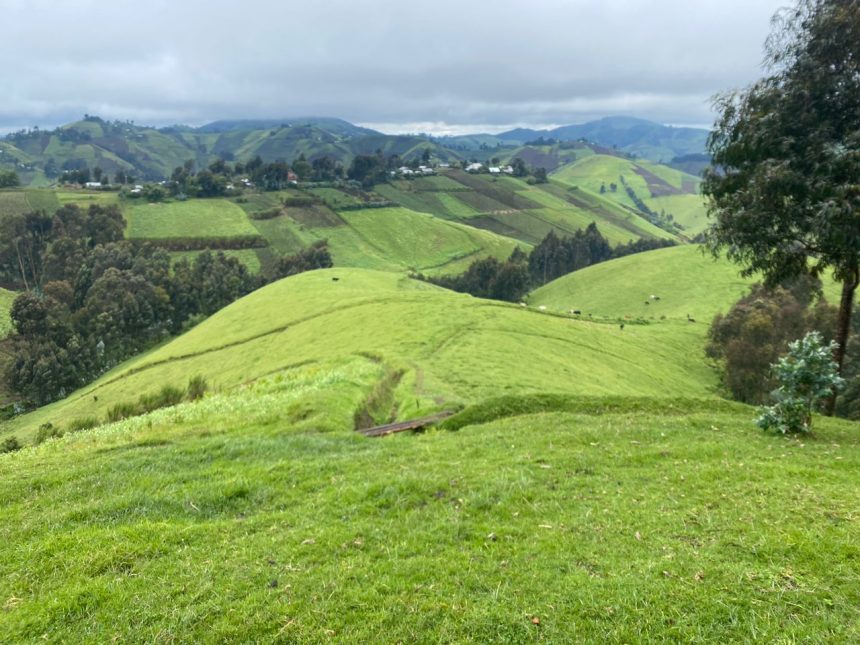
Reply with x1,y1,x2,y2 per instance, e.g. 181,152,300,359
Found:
529,245,754,322
125,199,259,239
1,355,858,641
0,191,31,218
0,288,15,338
3,268,715,443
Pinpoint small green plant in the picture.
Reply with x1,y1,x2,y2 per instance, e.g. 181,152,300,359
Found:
1,436,22,453
107,402,139,423
186,375,209,401
67,417,100,433
757,331,844,434
35,422,63,445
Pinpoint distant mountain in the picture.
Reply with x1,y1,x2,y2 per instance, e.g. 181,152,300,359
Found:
442,117,710,162
502,117,710,162
0,116,456,186
196,117,380,138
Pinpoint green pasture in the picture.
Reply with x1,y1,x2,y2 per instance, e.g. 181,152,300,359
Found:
25,190,60,213
1,363,858,641
0,191,31,218
4,268,715,443
125,199,258,239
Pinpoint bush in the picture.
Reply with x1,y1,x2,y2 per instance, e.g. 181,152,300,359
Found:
107,402,139,423
67,417,100,433
35,422,63,445
186,375,208,401
139,385,184,413
757,331,844,434
1,436,22,453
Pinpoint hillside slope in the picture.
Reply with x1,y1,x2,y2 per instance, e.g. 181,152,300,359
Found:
529,245,753,322
4,268,718,442
551,154,707,236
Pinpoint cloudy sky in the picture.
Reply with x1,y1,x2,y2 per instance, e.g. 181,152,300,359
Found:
0,0,787,134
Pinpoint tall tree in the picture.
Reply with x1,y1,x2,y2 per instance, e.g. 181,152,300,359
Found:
703,0,860,414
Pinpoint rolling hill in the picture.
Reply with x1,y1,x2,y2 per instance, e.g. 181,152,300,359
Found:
2,267,718,443
550,153,708,237
1,266,858,642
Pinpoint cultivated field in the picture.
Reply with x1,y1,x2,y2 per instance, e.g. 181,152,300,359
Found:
125,199,259,239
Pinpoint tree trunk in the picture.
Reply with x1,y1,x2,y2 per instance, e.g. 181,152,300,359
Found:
826,267,859,416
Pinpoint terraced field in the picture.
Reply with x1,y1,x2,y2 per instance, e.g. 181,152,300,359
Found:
377,171,672,246
552,154,708,236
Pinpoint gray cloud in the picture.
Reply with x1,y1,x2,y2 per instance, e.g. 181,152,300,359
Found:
0,0,787,133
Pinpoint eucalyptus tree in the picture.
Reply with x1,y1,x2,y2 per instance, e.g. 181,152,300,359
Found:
704,0,860,413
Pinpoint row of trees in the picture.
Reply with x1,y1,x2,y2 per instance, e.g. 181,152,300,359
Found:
2,203,332,405
423,224,675,302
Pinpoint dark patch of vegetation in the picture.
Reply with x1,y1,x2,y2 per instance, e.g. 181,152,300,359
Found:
137,235,267,251
268,240,333,281
0,170,20,187
0,435,21,453
419,223,675,303
706,276,837,405
1,202,332,406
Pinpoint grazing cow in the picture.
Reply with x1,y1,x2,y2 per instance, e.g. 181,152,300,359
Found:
572,309,581,315
620,323,625,330
332,277,340,282
687,314,696,323
519,302,527,307
538,305,547,311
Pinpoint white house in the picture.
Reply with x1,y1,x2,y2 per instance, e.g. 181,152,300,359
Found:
488,167,501,175
502,166,514,174
465,162,483,173
85,181,102,189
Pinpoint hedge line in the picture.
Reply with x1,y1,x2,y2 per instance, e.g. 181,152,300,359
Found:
136,235,268,251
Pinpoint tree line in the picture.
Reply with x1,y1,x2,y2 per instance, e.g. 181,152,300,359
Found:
1,203,332,406
420,223,675,302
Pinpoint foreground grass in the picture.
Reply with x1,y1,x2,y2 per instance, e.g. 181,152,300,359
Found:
1,380,858,642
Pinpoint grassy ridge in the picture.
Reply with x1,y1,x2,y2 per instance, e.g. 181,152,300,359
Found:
1,376,858,641
529,245,754,322
3,268,717,443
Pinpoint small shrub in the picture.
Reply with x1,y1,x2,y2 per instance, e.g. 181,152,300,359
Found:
67,417,100,433
757,331,844,434
35,422,64,445
1,436,22,453
139,385,184,413
107,402,140,423
186,375,209,401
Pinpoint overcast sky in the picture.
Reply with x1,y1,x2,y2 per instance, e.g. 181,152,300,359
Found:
0,0,787,134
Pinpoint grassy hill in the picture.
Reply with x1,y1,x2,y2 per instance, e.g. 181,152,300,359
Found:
375,171,674,246
529,245,753,322
3,268,718,443
1,270,858,640
529,244,843,323
551,154,708,237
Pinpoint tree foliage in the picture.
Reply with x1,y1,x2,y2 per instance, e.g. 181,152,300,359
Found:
757,331,844,434
703,0,860,394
